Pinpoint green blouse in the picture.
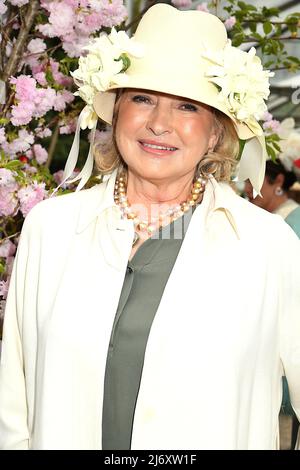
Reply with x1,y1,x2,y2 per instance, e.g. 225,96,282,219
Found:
102,211,193,450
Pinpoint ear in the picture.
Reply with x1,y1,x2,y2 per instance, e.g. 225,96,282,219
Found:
275,173,285,187
208,129,220,152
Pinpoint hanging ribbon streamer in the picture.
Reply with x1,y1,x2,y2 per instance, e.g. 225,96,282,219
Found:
51,107,97,196
237,134,267,197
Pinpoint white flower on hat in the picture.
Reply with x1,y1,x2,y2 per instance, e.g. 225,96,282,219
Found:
71,28,144,129
204,40,274,131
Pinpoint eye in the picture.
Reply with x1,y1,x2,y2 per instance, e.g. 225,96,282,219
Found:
179,102,198,112
131,95,152,104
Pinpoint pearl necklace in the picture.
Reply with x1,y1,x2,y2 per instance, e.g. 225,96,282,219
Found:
114,171,206,246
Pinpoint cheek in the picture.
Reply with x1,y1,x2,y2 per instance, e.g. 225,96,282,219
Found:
116,106,145,143
179,117,214,148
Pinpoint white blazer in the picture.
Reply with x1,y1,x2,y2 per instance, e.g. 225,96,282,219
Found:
0,171,300,450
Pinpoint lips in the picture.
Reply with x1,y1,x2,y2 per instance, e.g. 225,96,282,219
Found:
138,139,178,155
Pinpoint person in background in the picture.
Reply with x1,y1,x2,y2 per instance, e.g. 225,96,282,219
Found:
244,159,300,237
0,3,300,450
244,157,300,448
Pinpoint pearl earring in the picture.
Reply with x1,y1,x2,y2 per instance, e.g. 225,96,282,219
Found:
275,186,283,196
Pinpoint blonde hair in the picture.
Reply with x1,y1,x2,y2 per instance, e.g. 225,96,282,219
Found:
94,95,240,182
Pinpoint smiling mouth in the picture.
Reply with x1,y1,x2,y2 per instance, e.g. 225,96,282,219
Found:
139,141,178,153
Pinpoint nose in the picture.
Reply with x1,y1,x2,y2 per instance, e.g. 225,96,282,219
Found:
146,101,173,136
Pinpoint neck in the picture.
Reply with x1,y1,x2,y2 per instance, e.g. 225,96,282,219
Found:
126,170,195,209
114,168,206,237
269,194,288,213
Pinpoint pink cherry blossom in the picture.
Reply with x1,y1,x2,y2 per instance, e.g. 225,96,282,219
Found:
0,280,9,300
196,2,209,12
18,129,35,146
97,0,127,28
18,182,48,217
59,118,77,135
0,0,7,15
30,61,44,75
38,2,76,38
53,169,79,188
23,162,38,173
171,0,192,8
53,90,74,111
263,119,280,133
62,34,90,58
0,239,16,258
10,75,37,101
81,12,103,34
0,127,6,145
0,168,16,187
224,16,236,30
32,144,48,165
8,0,28,6
63,0,79,6
0,187,19,217
34,71,48,86
27,38,47,54
10,101,35,126
33,87,56,118
49,59,73,86
262,111,273,122
3,129,34,154
35,127,52,138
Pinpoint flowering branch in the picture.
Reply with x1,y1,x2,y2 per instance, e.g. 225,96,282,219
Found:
2,0,40,82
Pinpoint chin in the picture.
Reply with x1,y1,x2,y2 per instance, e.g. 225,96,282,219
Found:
130,162,174,180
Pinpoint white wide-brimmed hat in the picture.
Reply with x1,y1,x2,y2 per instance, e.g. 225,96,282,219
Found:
63,3,273,194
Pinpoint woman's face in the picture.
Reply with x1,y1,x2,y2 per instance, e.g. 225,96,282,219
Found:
115,89,218,183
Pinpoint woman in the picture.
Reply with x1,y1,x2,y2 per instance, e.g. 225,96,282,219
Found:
244,158,300,447
0,4,300,450
244,159,300,237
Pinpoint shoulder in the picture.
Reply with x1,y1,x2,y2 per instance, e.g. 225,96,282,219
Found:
22,183,105,236
218,182,298,242
285,205,300,238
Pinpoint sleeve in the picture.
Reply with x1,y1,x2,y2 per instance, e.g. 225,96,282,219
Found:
0,217,32,450
285,208,300,239
279,223,300,447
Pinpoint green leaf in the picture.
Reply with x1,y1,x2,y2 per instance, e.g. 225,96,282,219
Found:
237,1,248,10
266,144,276,160
263,22,272,35
244,4,256,11
119,54,131,72
0,263,5,275
231,33,245,46
5,160,23,170
272,142,282,152
287,56,300,64
263,60,275,68
268,133,280,142
251,32,263,41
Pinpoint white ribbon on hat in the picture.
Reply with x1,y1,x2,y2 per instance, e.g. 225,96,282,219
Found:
237,134,267,197
51,106,97,196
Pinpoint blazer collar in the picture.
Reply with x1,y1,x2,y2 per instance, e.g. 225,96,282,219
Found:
202,177,241,239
